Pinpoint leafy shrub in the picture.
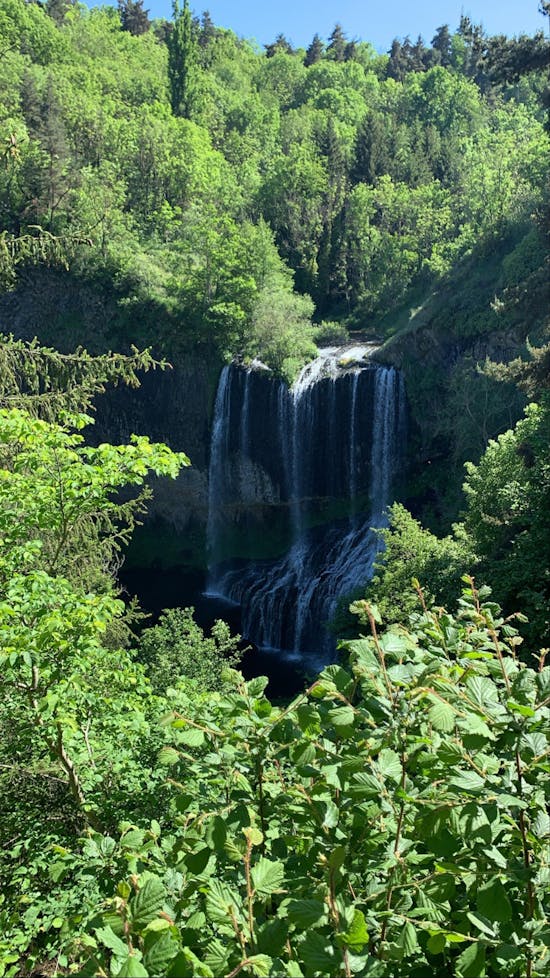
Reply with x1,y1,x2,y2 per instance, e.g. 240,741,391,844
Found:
314,320,350,346
136,606,242,693
79,581,550,978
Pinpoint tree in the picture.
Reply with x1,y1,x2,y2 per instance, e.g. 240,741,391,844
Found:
387,37,409,81
45,0,75,26
305,32,324,66
0,334,166,420
361,503,476,624
265,33,293,58
431,24,452,67
117,0,150,36
410,34,427,72
167,0,197,118
136,607,242,693
198,8,216,48
352,112,390,185
463,398,550,647
327,23,346,62
0,407,188,825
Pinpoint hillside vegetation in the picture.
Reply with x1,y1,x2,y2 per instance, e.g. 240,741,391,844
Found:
1,0,548,371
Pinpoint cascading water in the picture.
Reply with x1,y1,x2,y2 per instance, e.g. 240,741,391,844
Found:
206,348,406,666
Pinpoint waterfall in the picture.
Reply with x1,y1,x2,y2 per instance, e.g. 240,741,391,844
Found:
206,349,406,665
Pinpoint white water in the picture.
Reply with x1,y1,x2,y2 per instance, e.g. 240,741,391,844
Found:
205,347,406,664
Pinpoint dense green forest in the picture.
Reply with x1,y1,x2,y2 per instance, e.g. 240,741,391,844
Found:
0,0,549,975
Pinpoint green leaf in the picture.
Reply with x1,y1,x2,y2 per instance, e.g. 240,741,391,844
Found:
251,857,285,898
205,815,227,851
377,748,402,781
328,845,346,871
257,918,289,957
206,880,240,924
349,772,381,798
299,931,337,973
247,676,269,696
167,949,214,978
466,912,496,937
339,909,369,951
117,956,149,977
456,941,486,977
202,939,231,976
380,631,410,655
177,727,205,747
130,877,166,929
533,811,550,838
143,919,171,934
328,705,355,732
247,955,273,977
296,704,321,735
466,676,499,708
492,944,525,971
427,932,446,955
287,899,328,929
536,667,550,701
397,921,418,955
507,700,535,717
95,926,127,958
458,714,494,739
322,799,339,829
428,697,456,732
244,826,264,848
476,879,512,923
158,746,180,766
450,771,485,794
291,741,317,766
143,933,179,975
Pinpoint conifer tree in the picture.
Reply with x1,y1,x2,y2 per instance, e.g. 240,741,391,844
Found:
305,33,324,66
327,23,346,62
118,0,150,36
199,9,216,48
265,33,293,57
387,38,408,80
431,24,453,67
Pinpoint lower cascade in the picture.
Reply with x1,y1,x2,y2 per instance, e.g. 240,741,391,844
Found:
206,347,406,665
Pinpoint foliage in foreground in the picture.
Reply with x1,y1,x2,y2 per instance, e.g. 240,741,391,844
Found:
3,580,549,977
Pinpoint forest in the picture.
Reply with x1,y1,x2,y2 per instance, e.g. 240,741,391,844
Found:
0,0,549,975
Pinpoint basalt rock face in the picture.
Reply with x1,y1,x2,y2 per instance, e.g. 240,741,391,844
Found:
206,350,407,662
89,363,213,568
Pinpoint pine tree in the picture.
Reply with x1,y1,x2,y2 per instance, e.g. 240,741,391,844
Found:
305,33,324,66
431,24,452,67
327,23,346,62
265,34,293,58
344,40,357,62
199,9,216,48
387,38,408,81
411,35,427,72
118,0,150,36
352,113,390,185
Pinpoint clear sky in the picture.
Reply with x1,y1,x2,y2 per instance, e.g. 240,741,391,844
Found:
99,0,547,52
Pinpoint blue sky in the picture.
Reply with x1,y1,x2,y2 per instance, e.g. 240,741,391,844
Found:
99,0,547,51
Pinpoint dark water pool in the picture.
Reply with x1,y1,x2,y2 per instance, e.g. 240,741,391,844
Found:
119,566,318,699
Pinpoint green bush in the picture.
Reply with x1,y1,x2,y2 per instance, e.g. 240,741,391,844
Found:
75,582,550,978
136,607,242,694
